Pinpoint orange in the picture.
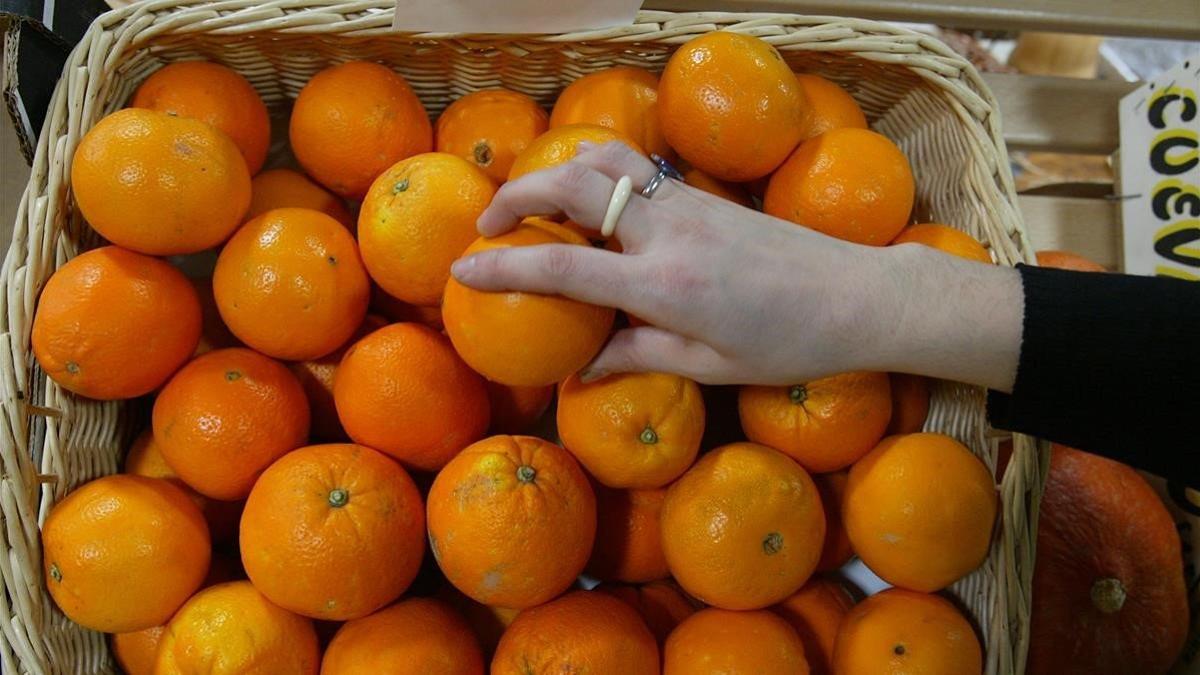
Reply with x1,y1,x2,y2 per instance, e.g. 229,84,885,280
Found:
358,152,496,306
664,607,809,674
813,471,853,571
773,577,855,675
41,475,210,633
765,128,915,245
246,168,354,228
155,581,320,674
550,66,672,159
892,223,992,263
833,588,982,675
191,277,240,355
487,382,554,434
32,246,201,400
596,580,698,644
213,207,370,360
124,429,241,544
153,347,310,500
112,625,165,675
333,323,489,471
508,123,643,181
661,442,825,609
587,486,670,583
289,314,388,442
290,61,432,199
1036,249,1107,272
436,89,549,183
426,435,596,608
321,597,483,674
71,108,250,255
436,585,521,657
130,60,270,174
844,433,997,592
679,161,754,207
558,371,705,488
886,373,930,435
492,590,659,675
241,443,426,620
793,73,868,141
370,284,446,330
442,218,616,386
658,31,806,181
738,371,892,473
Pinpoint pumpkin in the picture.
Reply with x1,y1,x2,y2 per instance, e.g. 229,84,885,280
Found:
1027,444,1188,675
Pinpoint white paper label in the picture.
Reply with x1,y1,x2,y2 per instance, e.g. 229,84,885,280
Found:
1118,55,1200,279
391,0,641,34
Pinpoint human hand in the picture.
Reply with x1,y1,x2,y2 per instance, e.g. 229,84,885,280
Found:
450,142,1023,391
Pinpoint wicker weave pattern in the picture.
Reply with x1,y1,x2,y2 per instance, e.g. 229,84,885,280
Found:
0,3,1046,674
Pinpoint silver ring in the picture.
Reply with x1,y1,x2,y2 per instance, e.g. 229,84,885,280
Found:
640,153,684,199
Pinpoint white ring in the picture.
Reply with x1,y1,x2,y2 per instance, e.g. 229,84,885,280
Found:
600,175,633,239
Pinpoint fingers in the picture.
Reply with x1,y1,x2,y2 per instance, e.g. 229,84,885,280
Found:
451,243,636,308
476,161,650,240
574,141,660,186
581,326,732,383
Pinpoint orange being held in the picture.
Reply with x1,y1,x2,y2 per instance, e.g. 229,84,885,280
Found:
426,435,596,609
773,577,855,675
333,323,489,471
658,31,807,181
41,475,210,633
886,373,930,435
321,597,483,675
214,207,370,361
765,128,915,245
833,588,982,675
71,108,250,255
558,371,705,488
550,66,672,159
492,590,659,675
32,246,201,400
678,161,754,207
508,123,642,181
358,152,496,306
892,223,992,264
596,580,699,644
290,61,432,199
152,347,310,500
442,218,616,386
130,60,270,174
664,607,809,674
289,314,388,442
813,471,853,571
843,433,997,592
436,89,548,183
738,371,892,474
246,168,354,228
240,443,426,620
793,73,868,141
587,486,670,583
487,382,554,434
661,442,825,609
155,581,320,675
1037,249,1107,272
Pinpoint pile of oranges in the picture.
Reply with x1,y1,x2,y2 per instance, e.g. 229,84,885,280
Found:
35,31,1002,675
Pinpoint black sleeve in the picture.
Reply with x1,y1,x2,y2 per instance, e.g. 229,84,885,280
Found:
987,265,1200,487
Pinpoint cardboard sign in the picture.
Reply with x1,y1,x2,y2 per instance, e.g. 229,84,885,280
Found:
391,0,641,34
1118,55,1200,279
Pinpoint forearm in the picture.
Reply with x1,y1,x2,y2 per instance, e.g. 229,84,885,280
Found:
856,244,1023,392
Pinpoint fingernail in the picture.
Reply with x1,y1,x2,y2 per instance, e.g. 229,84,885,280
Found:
450,256,476,281
578,367,605,383
576,141,596,152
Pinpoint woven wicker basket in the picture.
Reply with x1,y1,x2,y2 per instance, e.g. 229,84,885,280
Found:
0,2,1048,674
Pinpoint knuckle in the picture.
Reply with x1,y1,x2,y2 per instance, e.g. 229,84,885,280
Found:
541,246,577,279
556,163,592,192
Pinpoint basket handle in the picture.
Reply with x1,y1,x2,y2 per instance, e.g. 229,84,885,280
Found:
391,0,640,34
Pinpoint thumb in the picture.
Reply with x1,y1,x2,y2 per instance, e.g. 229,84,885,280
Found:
580,326,731,384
